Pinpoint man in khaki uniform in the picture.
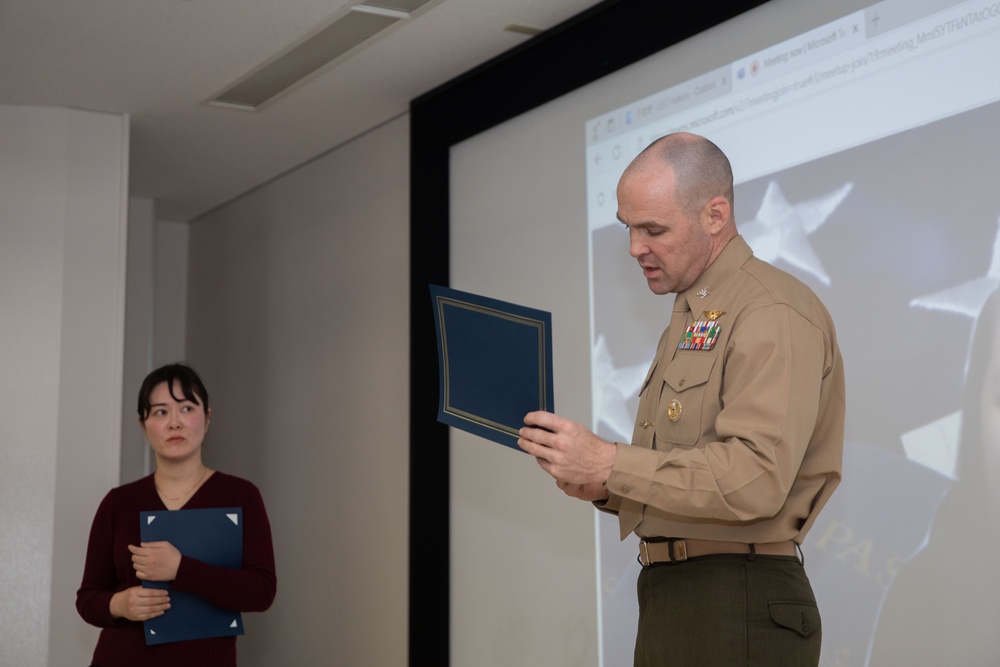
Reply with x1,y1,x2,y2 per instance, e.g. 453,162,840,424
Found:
518,132,845,666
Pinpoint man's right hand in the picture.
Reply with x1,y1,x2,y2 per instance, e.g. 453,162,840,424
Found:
557,480,611,502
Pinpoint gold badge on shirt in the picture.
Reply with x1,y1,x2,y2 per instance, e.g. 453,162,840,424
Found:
667,399,682,422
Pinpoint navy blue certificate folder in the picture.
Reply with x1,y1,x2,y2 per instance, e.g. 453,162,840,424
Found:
430,285,554,450
139,507,244,645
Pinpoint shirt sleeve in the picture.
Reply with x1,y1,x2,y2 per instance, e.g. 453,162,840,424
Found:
76,491,123,627
606,303,830,522
170,484,277,612
594,450,626,515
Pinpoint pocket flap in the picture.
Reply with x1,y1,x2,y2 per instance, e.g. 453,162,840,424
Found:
768,602,821,638
661,354,716,393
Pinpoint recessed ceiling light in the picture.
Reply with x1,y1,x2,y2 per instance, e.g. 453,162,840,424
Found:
208,0,441,111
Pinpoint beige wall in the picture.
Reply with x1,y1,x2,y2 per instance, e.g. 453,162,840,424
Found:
0,104,128,667
184,116,410,666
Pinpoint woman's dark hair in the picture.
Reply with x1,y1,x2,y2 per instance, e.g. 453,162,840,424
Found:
137,363,210,422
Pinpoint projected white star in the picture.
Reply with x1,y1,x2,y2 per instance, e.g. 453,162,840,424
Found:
909,216,1000,319
741,181,853,286
592,335,650,440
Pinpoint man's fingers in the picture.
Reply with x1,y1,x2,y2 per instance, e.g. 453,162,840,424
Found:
518,430,552,455
519,425,566,452
523,410,560,430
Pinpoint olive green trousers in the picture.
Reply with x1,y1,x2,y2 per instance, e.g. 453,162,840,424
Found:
634,554,821,666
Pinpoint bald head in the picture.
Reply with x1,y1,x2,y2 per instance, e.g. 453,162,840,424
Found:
616,133,737,294
623,132,735,223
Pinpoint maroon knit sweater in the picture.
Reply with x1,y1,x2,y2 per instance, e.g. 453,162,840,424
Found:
76,472,276,667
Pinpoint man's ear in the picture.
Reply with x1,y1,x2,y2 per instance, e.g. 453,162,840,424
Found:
703,196,731,234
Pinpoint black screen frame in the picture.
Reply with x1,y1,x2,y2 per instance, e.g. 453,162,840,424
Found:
408,1,771,663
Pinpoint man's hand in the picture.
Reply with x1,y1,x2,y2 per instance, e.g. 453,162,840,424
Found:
555,480,613,502
110,585,171,621
518,411,615,500
129,541,182,582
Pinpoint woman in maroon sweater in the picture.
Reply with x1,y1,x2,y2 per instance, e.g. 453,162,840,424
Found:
77,363,276,667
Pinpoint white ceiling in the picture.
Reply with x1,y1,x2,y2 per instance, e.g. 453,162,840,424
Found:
1,0,602,221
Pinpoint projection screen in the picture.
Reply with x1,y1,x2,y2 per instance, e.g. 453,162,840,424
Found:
440,0,1000,664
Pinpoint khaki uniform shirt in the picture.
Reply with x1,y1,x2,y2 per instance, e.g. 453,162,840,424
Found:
600,235,845,544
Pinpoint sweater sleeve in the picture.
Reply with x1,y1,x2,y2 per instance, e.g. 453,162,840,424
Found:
170,483,277,612
76,491,124,628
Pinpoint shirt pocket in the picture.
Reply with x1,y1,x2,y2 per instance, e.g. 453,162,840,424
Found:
653,354,717,447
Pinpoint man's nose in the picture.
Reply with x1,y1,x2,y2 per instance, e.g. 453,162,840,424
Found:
629,230,646,258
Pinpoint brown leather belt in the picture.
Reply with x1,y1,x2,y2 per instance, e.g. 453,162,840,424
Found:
638,538,797,566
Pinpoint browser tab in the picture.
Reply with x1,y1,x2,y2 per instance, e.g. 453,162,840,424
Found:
865,0,968,37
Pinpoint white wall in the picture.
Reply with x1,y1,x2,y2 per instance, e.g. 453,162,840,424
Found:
449,103,600,665
121,197,190,483
0,104,128,667
121,196,155,482
0,105,410,666
185,116,410,666
152,218,189,367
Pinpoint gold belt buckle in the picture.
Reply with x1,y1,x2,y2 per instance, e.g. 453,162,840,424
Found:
639,540,652,566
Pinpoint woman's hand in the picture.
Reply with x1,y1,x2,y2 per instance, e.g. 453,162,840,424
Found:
110,585,171,621
129,541,182,582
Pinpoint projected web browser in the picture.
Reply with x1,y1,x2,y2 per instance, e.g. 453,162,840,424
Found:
585,0,1000,664
587,0,1000,224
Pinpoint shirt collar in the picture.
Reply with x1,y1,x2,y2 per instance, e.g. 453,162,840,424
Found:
679,235,753,312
